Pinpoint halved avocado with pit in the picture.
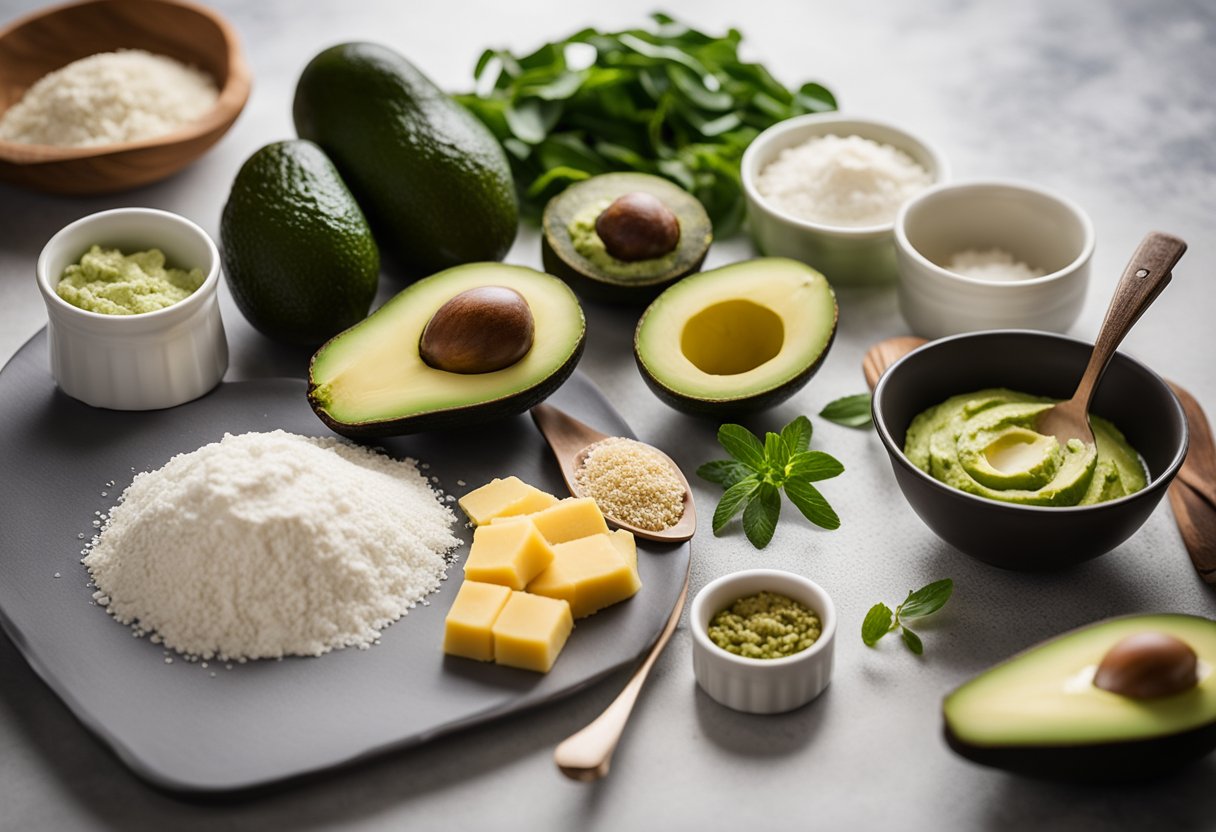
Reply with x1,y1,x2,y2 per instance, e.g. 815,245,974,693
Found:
943,614,1216,782
309,263,585,436
542,172,712,305
634,258,837,416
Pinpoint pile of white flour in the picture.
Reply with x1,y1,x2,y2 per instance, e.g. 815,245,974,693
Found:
83,431,459,660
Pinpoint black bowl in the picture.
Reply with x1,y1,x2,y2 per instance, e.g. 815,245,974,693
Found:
872,330,1188,570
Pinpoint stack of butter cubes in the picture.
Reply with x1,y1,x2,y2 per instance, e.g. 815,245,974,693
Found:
443,476,643,673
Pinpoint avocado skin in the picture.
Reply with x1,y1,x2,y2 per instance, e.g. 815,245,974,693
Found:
293,43,518,277
307,334,585,439
633,306,838,418
221,140,379,346
942,721,1216,783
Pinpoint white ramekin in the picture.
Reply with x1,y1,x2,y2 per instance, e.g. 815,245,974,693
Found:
741,113,948,286
894,180,1094,338
36,207,228,410
690,569,836,714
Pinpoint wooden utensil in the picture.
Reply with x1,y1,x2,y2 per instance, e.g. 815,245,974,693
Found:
530,403,696,543
863,335,927,391
0,0,251,194
1168,382,1216,583
553,567,689,781
1035,233,1187,449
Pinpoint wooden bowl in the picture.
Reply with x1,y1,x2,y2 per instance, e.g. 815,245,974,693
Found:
0,0,251,194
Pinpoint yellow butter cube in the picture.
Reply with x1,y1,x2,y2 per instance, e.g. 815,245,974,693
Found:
527,533,642,618
464,520,554,590
527,497,610,544
458,477,558,526
442,581,512,662
492,591,573,673
608,529,639,584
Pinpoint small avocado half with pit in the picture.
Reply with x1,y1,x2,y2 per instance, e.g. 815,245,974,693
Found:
542,172,712,304
634,258,837,416
309,263,585,436
943,613,1216,782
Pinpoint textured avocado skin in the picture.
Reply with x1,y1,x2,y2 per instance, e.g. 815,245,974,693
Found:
220,140,379,346
293,43,518,277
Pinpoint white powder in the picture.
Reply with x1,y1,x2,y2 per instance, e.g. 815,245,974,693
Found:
0,49,218,147
946,248,1047,282
755,134,932,227
83,431,460,660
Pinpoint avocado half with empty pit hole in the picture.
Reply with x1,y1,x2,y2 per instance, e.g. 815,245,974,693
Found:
542,172,712,304
308,263,585,436
634,258,837,416
943,614,1216,782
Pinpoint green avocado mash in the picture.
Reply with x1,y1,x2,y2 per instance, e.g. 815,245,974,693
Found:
904,388,1146,507
707,591,822,659
567,199,681,280
57,245,204,315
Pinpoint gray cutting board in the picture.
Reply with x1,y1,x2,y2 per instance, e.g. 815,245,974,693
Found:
0,330,690,794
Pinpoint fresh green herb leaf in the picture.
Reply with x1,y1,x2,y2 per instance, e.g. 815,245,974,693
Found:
900,626,924,655
861,603,894,646
716,424,765,471
711,476,759,533
896,579,954,619
819,393,874,428
698,414,843,548
742,483,781,548
862,579,954,654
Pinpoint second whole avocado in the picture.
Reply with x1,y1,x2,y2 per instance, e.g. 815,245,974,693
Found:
293,42,518,277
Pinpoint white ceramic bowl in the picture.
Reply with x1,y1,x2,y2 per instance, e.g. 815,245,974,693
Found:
894,180,1094,338
36,208,228,410
690,569,836,714
741,113,948,286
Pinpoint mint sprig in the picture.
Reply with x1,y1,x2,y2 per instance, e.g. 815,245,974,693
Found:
696,415,844,549
819,393,873,428
861,579,954,655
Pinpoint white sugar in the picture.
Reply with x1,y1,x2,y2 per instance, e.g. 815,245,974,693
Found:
946,248,1047,282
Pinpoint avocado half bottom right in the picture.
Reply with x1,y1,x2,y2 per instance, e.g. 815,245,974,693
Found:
634,258,837,417
943,613,1216,782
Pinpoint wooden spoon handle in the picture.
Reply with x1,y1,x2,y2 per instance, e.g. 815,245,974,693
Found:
1070,232,1187,411
863,336,928,391
554,571,689,781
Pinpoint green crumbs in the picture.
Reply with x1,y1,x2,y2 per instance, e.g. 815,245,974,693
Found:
56,245,205,315
567,199,680,280
707,591,821,659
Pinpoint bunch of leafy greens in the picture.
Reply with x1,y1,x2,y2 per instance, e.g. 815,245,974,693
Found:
455,13,836,235
861,579,954,655
697,416,843,549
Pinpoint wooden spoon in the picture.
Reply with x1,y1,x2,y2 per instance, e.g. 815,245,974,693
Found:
863,335,927,391
1035,232,1187,449
530,404,696,543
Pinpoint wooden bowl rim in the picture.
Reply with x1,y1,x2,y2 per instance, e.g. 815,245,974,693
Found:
0,0,251,166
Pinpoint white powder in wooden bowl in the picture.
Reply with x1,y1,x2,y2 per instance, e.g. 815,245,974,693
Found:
0,49,218,147
83,431,459,661
945,248,1047,282
575,437,685,531
755,134,932,227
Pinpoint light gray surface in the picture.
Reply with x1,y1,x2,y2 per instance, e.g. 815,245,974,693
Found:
1,0,1214,828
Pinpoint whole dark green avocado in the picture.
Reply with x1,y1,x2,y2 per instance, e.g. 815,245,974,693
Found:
293,43,518,277
220,140,380,346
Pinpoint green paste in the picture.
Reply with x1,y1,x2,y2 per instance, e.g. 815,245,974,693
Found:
904,388,1146,507
707,591,822,659
567,199,681,280
56,245,204,315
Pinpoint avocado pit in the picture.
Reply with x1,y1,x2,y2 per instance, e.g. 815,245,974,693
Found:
1093,632,1200,699
595,192,681,262
419,286,535,374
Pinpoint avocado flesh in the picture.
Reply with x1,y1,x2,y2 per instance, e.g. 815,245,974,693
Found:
309,263,584,436
220,140,379,346
293,43,518,277
542,172,712,304
634,258,837,416
943,614,1216,780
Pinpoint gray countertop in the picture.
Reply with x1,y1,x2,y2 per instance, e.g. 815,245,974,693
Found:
1,0,1214,828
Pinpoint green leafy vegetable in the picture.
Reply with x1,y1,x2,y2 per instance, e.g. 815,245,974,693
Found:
696,415,844,548
819,393,873,428
862,579,954,655
456,14,836,235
